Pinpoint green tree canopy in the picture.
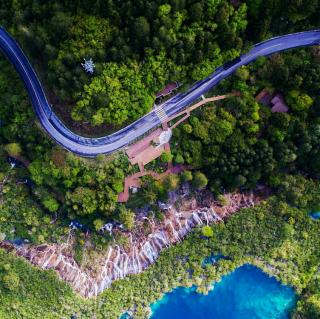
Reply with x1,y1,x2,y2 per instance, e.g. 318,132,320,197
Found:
2,271,20,291
118,206,135,230
161,151,173,163
163,174,180,191
93,219,105,232
4,143,21,157
66,187,98,216
287,90,314,112
193,171,208,189
42,197,59,213
201,225,213,238
73,62,154,126
181,170,193,182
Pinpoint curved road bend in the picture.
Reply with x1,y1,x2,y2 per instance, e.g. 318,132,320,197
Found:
0,28,319,156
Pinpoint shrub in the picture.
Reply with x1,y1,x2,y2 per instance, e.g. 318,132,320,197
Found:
201,225,213,237
193,171,208,189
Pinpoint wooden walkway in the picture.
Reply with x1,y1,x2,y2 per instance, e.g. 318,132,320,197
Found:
118,92,239,202
168,92,240,129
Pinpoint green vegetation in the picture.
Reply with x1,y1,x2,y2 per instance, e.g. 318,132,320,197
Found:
160,151,173,163
0,0,319,241
128,169,213,209
1,176,320,318
118,205,135,231
4,143,22,157
181,170,193,182
0,249,88,318
294,275,320,318
201,225,213,238
73,62,154,126
0,0,251,128
172,47,320,193
0,1,320,317
193,171,208,190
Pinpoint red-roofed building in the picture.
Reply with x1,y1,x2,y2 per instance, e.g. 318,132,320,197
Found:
255,89,273,106
270,94,289,113
156,82,180,99
256,89,289,113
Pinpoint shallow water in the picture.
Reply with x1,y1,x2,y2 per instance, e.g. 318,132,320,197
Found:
309,211,320,220
150,264,297,319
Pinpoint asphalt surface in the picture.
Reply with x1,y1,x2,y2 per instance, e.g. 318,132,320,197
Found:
0,27,320,156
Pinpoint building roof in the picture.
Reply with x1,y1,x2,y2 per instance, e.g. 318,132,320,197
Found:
271,94,289,113
255,89,273,106
156,82,180,98
256,89,289,113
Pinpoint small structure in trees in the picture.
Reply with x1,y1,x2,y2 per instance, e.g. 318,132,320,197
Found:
81,58,95,74
270,94,289,113
255,89,289,113
156,82,181,99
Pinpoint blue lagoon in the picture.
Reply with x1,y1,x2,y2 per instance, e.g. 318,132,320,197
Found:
150,264,297,319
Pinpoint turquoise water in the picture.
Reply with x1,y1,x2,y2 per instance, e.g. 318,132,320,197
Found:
150,264,297,319
309,211,320,220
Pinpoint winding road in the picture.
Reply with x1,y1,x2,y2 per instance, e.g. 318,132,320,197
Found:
0,28,320,156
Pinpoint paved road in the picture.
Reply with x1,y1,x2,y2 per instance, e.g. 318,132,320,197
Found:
0,27,319,156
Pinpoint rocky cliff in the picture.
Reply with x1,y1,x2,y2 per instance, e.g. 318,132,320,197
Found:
1,192,261,297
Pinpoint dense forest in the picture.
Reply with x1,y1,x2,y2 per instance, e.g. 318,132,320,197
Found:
171,48,320,194
1,0,248,128
0,0,319,128
0,0,319,242
0,1,320,317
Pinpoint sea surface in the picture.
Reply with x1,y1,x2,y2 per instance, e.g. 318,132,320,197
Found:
150,264,297,319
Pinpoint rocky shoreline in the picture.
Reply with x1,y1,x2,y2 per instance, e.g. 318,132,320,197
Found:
0,191,264,298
